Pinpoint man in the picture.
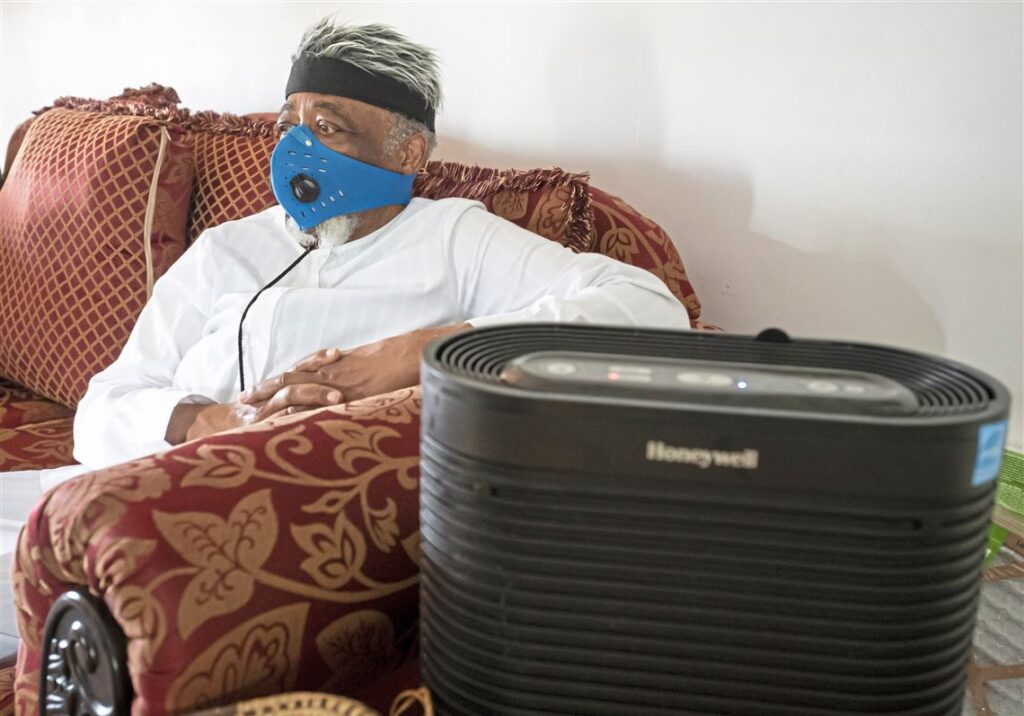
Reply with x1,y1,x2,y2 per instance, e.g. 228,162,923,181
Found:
71,17,691,470
0,17,691,658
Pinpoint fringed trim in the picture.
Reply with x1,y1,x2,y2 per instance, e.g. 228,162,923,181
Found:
38,96,191,122
110,83,181,107
36,82,182,117
184,110,277,138
33,84,277,138
415,162,595,252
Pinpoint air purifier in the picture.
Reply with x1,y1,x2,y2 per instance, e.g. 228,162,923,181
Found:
419,324,1010,715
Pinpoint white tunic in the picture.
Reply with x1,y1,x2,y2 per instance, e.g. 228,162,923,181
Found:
72,197,690,469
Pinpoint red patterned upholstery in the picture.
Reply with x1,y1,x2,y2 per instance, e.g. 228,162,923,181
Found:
588,186,702,321
0,377,73,431
13,389,422,715
0,378,75,471
0,108,195,408
186,120,278,244
1,119,33,189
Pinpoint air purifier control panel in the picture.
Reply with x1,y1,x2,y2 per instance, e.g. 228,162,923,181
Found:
500,352,919,415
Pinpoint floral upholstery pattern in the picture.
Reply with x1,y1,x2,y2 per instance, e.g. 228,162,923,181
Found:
13,389,423,715
588,185,701,321
0,377,74,471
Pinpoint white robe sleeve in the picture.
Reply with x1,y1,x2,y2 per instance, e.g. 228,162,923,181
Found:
449,204,691,330
73,238,215,469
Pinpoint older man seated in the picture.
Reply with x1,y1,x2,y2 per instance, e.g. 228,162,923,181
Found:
0,20,690,655
71,17,691,470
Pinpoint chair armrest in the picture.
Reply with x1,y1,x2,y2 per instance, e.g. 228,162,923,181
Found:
12,387,422,715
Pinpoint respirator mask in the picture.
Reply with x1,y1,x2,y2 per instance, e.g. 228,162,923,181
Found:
270,124,416,232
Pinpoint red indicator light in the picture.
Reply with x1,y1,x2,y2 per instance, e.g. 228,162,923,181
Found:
608,372,620,381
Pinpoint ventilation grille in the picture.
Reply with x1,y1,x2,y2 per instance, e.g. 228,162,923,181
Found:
434,325,994,417
420,442,989,715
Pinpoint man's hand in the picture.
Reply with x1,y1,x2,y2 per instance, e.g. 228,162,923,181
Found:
165,389,343,444
239,323,471,421
166,324,470,445
166,400,261,444
185,402,258,442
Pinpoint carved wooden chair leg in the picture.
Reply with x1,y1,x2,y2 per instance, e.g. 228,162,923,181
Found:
39,589,132,716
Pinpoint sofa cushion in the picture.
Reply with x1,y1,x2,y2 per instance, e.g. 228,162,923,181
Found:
186,114,279,244
0,107,195,408
0,377,75,471
0,376,73,430
0,417,75,472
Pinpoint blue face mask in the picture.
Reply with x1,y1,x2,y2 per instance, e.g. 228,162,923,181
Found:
270,125,416,232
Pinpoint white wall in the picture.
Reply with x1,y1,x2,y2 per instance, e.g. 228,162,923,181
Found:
2,1,1022,447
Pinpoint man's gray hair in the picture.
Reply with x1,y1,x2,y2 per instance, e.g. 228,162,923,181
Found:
293,18,442,157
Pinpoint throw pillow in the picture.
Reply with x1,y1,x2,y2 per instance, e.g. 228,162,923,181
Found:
0,107,195,407
185,113,278,244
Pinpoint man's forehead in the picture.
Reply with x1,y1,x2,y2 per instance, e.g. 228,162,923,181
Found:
280,97,345,114
280,94,386,120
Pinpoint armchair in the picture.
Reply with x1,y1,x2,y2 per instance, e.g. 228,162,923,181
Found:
0,86,707,714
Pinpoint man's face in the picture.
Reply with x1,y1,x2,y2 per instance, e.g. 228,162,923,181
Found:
275,91,401,172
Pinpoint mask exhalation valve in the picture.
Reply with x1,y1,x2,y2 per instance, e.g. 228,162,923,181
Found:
290,174,320,203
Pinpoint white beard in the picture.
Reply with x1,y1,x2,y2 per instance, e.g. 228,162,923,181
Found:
284,213,359,250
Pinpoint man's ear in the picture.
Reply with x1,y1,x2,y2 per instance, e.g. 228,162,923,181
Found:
398,132,429,174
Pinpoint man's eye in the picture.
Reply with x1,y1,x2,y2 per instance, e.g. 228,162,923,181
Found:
317,121,334,133
275,123,292,134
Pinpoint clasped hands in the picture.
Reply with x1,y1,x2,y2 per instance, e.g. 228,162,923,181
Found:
177,323,469,443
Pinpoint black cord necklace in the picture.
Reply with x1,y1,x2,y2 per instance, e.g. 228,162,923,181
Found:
237,245,314,392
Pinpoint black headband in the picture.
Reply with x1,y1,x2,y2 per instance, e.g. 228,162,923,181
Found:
286,55,435,131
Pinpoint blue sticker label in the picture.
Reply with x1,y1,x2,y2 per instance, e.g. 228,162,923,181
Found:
972,420,1008,486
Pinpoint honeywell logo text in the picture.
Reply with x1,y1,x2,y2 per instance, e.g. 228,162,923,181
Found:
645,441,759,470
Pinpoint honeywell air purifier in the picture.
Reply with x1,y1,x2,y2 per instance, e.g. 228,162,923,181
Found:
419,324,1010,715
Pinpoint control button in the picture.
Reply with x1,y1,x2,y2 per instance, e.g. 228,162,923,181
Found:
611,372,651,383
807,380,839,394
545,362,577,376
676,372,733,387
609,365,652,375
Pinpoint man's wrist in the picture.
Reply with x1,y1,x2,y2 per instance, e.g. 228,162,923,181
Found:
167,402,211,445
418,322,471,349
